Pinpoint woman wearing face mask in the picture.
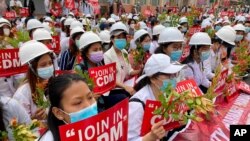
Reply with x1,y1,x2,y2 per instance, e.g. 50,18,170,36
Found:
99,30,111,52
0,18,14,48
155,27,184,63
182,32,212,93
128,54,185,141
13,41,54,120
179,17,189,35
129,29,152,69
149,24,166,54
128,18,136,36
59,27,84,70
104,22,142,96
39,74,98,141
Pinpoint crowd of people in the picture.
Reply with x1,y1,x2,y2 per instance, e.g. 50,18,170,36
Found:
0,0,250,141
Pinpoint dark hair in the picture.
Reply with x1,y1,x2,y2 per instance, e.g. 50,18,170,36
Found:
70,32,82,56
128,19,136,25
154,42,172,54
182,45,203,64
47,74,87,141
136,34,150,44
152,35,158,41
212,36,235,58
134,72,163,92
0,101,6,135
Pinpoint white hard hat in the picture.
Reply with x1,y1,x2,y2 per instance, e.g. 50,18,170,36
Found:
70,26,85,37
27,19,43,31
33,28,52,41
201,19,212,29
133,16,139,21
127,13,133,19
42,22,51,33
238,16,246,23
139,21,147,30
189,32,212,46
110,22,128,36
70,20,83,30
44,17,53,23
107,18,115,23
152,24,165,36
60,17,66,23
86,14,92,18
114,16,120,22
223,19,231,24
100,18,107,23
158,27,184,44
233,24,246,32
0,18,11,27
19,40,52,65
134,29,149,43
68,12,75,17
99,30,111,44
82,18,90,26
79,32,101,50
215,25,236,45
179,17,188,24
64,18,75,26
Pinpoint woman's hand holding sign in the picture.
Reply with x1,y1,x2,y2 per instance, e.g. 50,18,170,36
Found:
143,120,167,141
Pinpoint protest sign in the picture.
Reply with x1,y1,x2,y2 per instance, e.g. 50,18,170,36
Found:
180,45,190,62
88,63,116,94
20,8,29,17
3,11,16,19
237,81,250,95
214,69,229,94
0,49,27,77
64,0,75,10
59,98,129,141
172,93,250,141
50,35,61,54
140,79,202,136
188,27,202,37
220,11,228,17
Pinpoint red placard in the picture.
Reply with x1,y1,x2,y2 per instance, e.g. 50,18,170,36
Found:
51,35,61,54
188,27,202,37
140,79,202,136
64,0,75,10
59,98,129,141
208,9,214,14
225,80,239,102
228,11,235,17
50,2,62,17
88,63,116,94
220,11,228,17
173,93,250,141
180,45,190,62
3,11,16,19
20,8,29,17
237,81,250,94
0,49,28,77
214,69,229,94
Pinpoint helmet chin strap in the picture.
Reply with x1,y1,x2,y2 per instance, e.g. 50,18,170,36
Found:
28,62,39,77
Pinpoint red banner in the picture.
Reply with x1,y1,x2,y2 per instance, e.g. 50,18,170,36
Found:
172,93,250,141
20,8,29,17
228,11,235,17
50,2,62,17
180,45,190,62
59,98,129,141
3,11,16,19
141,79,202,136
188,27,202,37
208,9,214,14
237,81,250,95
51,35,61,54
0,49,28,77
88,63,116,94
214,69,229,94
64,0,75,10
225,80,239,102
88,0,100,15
220,11,229,17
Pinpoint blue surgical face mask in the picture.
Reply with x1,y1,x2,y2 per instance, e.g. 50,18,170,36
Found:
37,65,54,79
114,39,127,50
75,39,80,47
246,27,250,33
170,50,182,62
215,25,222,31
61,102,98,123
160,78,177,91
201,51,210,62
143,43,151,51
181,27,187,33
235,35,244,42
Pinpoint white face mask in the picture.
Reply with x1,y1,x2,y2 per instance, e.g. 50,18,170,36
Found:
3,28,10,36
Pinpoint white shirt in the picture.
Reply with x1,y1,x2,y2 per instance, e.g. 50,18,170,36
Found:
203,49,221,80
0,77,16,97
13,83,38,116
10,0,23,7
39,130,53,141
1,96,31,140
128,85,156,141
184,61,211,88
104,47,133,84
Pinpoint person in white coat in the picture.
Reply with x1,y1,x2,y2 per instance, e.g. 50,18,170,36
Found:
104,22,142,96
182,32,212,93
128,54,185,141
38,74,98,141
13,41,55,120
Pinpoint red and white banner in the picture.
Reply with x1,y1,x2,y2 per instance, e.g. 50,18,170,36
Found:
59,98,129,141
51,35,61,54
3,11,16,19
173,93,250,141
88,63,116,94
237,81,250,95
64,0,75,10
188,27,202,37
140,79,202,136
214,69,229,94
220,11,229,17
0,49,28,77
88,0,100,15
50,2,62,17
20,8,29,17
180,45,190,62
